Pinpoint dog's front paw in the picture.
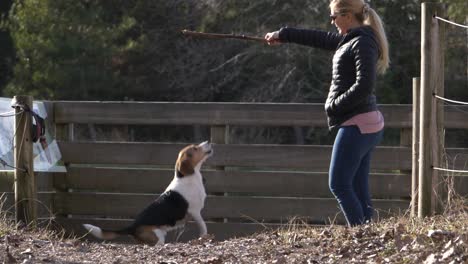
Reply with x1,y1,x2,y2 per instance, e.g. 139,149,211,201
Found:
199,233,214,242
200,233,213,239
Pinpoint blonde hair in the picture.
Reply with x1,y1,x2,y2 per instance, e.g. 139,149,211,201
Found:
330,0,389,74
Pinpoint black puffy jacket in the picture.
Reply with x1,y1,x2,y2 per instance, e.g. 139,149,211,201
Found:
278,26,379,131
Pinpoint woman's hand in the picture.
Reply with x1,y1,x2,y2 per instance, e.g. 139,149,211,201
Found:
264,31,281,45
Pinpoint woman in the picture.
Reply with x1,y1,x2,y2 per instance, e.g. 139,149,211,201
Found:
265,0,389,226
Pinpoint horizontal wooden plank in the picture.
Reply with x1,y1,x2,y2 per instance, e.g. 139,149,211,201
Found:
0,172,12,192
1,192,56,218
55,167,411,198
58,142,412,171
54,192,409,223
200,171,411,199
54,102,328,127
380,104,411,128
452,176,468,196
445,105,468,129
0,172,53,192
51,101,468,129
58,142,183,166
444,148,468,173
54,218,284,242
205,196,408,223
53,167,173,193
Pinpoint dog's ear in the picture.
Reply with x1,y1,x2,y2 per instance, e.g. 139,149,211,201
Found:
176,157,194,177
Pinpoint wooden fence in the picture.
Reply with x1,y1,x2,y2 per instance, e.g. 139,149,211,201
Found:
1,101,467,242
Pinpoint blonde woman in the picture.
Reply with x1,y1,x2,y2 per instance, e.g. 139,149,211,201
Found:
265,0,389,226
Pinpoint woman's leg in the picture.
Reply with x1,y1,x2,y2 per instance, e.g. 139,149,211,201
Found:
329,126,365,225
353,151,373,223
353,129,383,223
329,126,383,226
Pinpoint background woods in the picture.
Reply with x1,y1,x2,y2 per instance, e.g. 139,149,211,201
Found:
0,0,467,144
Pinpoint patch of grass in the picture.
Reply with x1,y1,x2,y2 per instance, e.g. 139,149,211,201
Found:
275,197,467,263
0,193,14,236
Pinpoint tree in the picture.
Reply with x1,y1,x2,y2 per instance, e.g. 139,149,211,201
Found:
3,0,465,106
4,0,215,101
0,0,14,94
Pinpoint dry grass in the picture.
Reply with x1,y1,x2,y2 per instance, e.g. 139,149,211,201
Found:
0,196,466,263
277,201,467,263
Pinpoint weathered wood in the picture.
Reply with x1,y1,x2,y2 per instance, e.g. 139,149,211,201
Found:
54,124,68,141
411,77,420,217
58,142,412,171
452,176,468,196
444,106,468,129
0,172,12,192
2,192,56,218
210,125,227,172
53,102,414,128
438,151,468,196
380,105,412,128
54,102,327,126
432,4,446,215
210,126,228,145
0,172,53,192
42,102,56,140
54,218,284,242
13,95,37,226
52,101,468,129
399,125,412,215
53,167,411,198
418,2,445,218
54,192,409,223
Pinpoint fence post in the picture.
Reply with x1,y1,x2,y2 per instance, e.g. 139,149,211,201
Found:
210,125,229,223
12,95,37,227
418,2,445,218
411,77,420,217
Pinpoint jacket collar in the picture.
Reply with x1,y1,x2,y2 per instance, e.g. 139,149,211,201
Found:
338,26,375,48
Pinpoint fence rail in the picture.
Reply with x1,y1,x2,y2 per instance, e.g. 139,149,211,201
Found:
1,101,467,242
52,101,468,129
57,142,413,170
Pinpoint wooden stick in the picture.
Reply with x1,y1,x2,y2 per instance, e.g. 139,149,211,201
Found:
181,29,267,43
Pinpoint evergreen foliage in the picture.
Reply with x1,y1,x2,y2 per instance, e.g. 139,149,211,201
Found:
0,0,466,104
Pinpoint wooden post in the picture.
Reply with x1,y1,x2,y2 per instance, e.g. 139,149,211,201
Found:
210,125,229,223
433,11,446,214
418,2,445,218
411,77,420,217
12,95,37,227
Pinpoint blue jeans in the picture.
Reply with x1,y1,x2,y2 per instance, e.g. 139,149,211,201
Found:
329,125,383,226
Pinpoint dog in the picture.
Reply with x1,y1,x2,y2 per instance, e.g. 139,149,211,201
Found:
83,141,213,245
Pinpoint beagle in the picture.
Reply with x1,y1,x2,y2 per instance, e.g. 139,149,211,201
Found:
83,141,213,245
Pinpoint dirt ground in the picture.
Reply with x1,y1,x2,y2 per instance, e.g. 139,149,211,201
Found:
1,211,467,264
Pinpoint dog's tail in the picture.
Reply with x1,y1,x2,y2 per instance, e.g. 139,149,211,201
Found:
83,224,132,240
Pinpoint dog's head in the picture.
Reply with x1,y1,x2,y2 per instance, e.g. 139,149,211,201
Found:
176,141,213,177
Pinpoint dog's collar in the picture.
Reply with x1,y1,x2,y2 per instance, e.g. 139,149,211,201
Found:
176,170,184,178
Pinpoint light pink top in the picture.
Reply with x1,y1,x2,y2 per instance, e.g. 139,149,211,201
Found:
341,110,384,134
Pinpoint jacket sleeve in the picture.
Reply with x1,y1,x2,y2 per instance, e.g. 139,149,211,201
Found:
278,27,342,51
327,36,378,115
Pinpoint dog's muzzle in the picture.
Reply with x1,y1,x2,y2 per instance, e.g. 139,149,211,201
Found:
198,141,214,157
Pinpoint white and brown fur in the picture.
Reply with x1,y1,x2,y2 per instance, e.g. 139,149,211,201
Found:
83,141,213,245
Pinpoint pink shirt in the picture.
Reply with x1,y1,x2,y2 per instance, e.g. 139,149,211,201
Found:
341,110,384,134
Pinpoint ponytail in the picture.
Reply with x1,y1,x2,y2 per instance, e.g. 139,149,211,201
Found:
363,6,390,74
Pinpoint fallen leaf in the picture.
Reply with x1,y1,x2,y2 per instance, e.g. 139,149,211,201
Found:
424,253,437,264
427,229,453,240
441,247,455,260
20,248,32,255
